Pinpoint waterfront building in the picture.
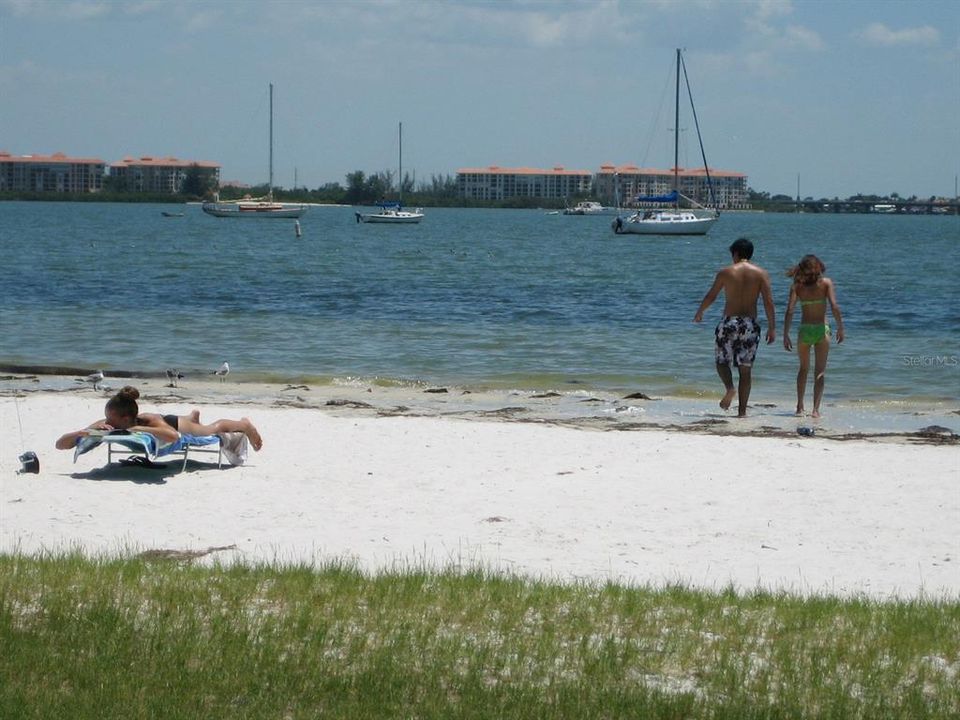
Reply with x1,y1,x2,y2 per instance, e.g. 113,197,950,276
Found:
595,164,750,209
0,151,105,193
109,156,221,193
456,162,749,208
457,166,593,202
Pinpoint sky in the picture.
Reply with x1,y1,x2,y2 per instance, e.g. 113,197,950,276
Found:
1,0,958,199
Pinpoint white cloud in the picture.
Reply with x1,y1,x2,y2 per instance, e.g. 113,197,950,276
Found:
0,0,109,20
741,50,780,78
856,22,940,47
743,0,793,37
741,0,823,54
184,8,221,34
784,24,824,51
455,0,630,49
122,1,163,17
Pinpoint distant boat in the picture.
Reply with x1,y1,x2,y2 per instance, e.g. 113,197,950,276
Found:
202,83,308,220
355,201,424,224
563,201,617,216
161,211,184,217
203,199,307,218
356,122,423,224
612,49,718,236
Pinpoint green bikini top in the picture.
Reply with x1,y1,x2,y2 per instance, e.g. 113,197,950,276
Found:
798,298,826,307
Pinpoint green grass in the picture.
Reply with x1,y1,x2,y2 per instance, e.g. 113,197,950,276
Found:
1,552,957,719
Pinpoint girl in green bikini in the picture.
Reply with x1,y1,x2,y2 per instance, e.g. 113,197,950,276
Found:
783,254,845,418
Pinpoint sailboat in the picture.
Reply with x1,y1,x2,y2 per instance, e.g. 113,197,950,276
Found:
202,84,308,219
355,122,424,224
612,49,718,236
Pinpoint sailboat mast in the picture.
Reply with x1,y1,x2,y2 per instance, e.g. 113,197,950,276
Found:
398,121,403,207
269,83,274,198
674,48,680,209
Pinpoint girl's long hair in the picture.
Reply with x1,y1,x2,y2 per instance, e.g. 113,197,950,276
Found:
786,254,825,286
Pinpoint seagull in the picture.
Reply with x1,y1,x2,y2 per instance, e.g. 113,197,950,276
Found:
165,368,184,388
83,370,104,391
213,361,230,382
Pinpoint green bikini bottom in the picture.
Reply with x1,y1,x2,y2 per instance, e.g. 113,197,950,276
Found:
798,323,830,345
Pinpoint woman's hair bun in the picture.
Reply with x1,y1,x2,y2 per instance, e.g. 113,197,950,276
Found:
117,386,140,400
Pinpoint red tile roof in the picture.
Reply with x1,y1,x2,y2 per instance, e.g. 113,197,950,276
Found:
111,156,220,168
0,151,104,165
457,165,592,176
598,163,745,178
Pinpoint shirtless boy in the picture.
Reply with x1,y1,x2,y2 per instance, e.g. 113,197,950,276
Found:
693,237,776,417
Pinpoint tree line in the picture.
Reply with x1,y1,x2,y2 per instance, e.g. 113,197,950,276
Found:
2,163,948,212
216,170,469,207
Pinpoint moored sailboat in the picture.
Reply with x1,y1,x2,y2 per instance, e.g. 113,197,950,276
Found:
612,49,718,236
356,122,424,224
202,84,308,219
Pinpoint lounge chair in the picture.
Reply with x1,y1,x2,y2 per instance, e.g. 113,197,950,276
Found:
74,430,247,471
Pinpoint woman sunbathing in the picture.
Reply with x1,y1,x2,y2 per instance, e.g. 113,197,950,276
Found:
56,386,263,451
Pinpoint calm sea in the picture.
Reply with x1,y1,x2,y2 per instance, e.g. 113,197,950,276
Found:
1,201,957,412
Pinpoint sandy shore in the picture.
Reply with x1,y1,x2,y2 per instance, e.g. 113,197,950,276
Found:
2,386,958,600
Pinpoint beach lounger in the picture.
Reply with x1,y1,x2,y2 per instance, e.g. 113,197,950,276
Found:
73,430,247,471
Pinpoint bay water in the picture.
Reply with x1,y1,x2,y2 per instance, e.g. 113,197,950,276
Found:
1,201,957,432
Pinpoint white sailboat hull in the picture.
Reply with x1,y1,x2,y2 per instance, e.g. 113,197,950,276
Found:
202,202,308,218
612,210,718,236
355,209,424,224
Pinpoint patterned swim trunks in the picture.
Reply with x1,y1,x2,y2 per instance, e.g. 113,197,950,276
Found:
715,316,761,367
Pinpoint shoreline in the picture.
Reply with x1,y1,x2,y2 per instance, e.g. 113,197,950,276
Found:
2,388,958,600
2,369,957,442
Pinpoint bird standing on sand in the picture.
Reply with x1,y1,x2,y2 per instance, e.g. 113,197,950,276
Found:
83,370,104,391
165,368,184,388
214,361,230,382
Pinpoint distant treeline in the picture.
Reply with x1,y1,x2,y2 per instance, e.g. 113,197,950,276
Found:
748,189,954,213
219,172,564,209
1,176,949,212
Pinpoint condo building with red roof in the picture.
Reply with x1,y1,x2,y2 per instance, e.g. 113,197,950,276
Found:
595,164,749,209
109,156,220,193
457,166,594,202
457,163,749,209
0,151,105,193
0,151,222,195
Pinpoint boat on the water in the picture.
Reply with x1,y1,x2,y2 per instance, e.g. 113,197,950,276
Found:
356,122,423,225
204,199,306,218
612,198,717,236
563,201,618,215
202,83,307,220
161,211,184,217
355,202,424,224
612,49,718,236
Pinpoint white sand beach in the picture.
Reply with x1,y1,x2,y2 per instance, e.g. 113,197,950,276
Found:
2,386,958,600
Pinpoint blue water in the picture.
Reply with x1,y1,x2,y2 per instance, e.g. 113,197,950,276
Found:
1,202,958,410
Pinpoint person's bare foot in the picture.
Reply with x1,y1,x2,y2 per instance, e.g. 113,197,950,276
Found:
811,409,821,419
189,410,201,423
242,418,263,450
795,407,805,416
720,388,736,411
